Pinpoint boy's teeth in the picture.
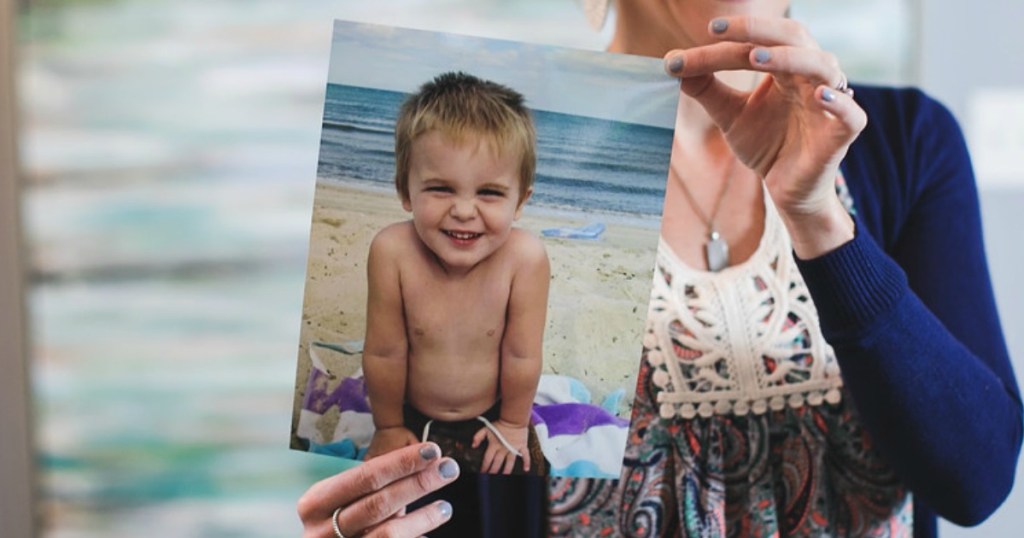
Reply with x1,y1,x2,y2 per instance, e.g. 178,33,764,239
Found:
449,231,478,239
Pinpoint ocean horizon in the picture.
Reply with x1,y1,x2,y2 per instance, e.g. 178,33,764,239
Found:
316,83,672,221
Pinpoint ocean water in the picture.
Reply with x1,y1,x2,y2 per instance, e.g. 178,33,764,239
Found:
317,84,673,218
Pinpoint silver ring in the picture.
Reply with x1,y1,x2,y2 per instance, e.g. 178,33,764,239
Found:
835,72,854,97
331,506,347,538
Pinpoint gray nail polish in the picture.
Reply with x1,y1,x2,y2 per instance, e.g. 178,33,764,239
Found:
439,459,459,479
668,57,684,74
711,19,728,34
754,48,771,64
438,501,453,519
822,88,836,102
419,444,439,460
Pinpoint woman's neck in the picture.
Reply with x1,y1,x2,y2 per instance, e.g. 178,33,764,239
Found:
606,3,683,57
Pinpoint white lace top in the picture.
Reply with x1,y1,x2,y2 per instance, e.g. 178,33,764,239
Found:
644,189,844,419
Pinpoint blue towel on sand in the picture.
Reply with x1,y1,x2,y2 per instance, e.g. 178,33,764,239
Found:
541,222,605,240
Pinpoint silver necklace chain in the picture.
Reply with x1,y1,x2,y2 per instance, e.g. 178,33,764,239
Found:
674,157,738,271
677,158,736,233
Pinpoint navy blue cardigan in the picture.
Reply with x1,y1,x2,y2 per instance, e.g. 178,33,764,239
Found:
795,84,1022,536
431,85,1021,538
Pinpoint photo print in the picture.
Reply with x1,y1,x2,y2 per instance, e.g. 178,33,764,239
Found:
290,20,677,479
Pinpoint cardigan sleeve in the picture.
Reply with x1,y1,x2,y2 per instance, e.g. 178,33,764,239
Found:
794,89,1022,527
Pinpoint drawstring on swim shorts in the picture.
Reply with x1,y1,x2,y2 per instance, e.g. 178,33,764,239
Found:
420,416,523,457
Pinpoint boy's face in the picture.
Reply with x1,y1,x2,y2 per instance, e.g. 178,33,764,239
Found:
403,130,530,272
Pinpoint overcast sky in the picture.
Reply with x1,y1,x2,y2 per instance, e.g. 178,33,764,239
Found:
327,20,678,129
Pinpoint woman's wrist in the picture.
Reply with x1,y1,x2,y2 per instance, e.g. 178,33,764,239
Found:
779,194,855,260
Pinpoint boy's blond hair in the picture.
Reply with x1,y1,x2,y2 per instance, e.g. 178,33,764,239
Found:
394,71,536,205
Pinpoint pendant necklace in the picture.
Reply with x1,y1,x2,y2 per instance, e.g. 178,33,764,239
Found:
675,157,737,272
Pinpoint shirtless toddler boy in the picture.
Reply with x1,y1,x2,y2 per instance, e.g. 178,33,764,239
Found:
362,72,549,476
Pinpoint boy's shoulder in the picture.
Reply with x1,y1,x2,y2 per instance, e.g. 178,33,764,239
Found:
504,228,548,268
369,220,416,258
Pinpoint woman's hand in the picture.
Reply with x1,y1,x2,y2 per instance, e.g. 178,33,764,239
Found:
297,442,459,537
664,16,862,257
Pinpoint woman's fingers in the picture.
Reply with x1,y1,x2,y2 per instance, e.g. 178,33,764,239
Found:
363,501,454,538
814,84,867,142
297,442,451,534
708,16,818,49
310,442,442,510
333,457,461,537
664,42,753,77
747,46,843,90
665,43,841,90
666,16,839,92
662,16,822,77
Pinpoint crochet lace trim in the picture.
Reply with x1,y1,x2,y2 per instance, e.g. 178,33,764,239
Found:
646,190,844,419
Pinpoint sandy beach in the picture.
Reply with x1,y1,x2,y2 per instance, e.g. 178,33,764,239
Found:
290,179,661,445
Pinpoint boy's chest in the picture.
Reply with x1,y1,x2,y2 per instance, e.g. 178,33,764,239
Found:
402,273,512,344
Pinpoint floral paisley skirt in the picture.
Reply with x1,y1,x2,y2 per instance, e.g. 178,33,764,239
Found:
548,362,912,537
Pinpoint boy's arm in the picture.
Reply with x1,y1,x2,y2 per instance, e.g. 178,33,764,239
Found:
498,234,549,425
476,233,549,473
362,227,417,459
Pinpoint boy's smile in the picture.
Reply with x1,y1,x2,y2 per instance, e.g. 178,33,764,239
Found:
403,130,530,273
444,230,483,245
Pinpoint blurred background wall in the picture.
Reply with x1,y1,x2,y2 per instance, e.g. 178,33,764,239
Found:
3,0,1021,536
2,0,36,536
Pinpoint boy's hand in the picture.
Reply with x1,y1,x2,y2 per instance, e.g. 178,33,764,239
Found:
472,419,530,475
365,426,419,461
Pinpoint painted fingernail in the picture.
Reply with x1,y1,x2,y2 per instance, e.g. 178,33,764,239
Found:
754,48,771,64
438,501,453,519
711,19,728,34
419,444,439,460
667,56,684,74
822,88,836,102
439,459,459,479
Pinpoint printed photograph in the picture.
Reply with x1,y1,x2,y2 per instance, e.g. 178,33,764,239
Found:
290,20,678,479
